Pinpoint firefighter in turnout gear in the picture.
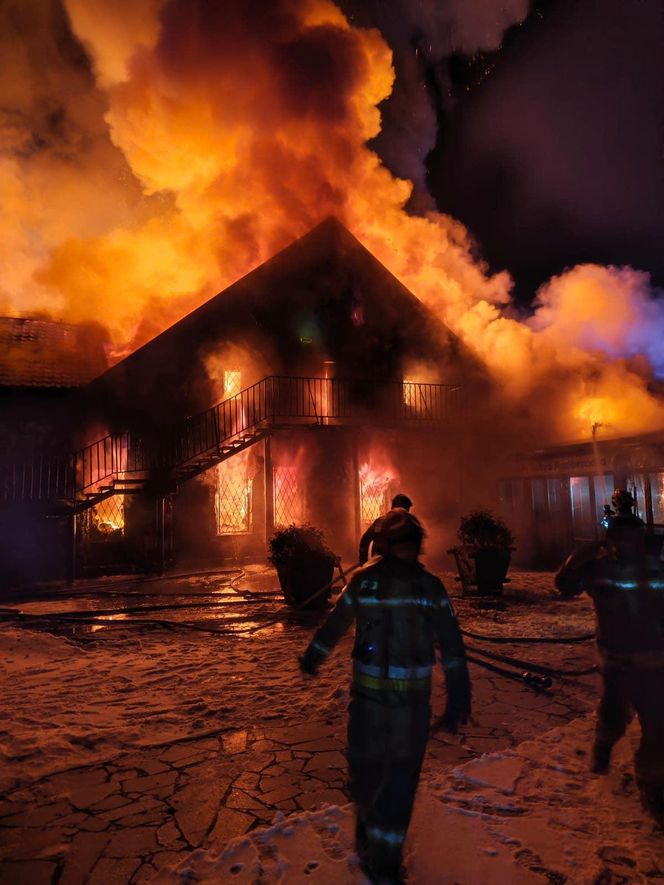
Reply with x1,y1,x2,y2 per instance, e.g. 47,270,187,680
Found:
555,519,664,826
300,508,471,883
358,493,413,565
609,487,645,529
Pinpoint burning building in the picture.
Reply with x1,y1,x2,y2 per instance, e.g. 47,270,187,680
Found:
0,218,479,584
3,219,664,587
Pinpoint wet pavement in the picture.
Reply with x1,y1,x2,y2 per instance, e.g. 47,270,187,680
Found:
0,567,601,884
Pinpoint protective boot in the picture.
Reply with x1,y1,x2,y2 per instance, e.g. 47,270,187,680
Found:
590,739,613,774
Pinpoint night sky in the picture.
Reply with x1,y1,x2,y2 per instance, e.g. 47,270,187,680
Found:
348,0,664,306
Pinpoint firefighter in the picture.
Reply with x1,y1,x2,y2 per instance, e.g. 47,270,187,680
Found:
358,493,413,565
555,520,664,826
300,508,471,883
608,487,645,529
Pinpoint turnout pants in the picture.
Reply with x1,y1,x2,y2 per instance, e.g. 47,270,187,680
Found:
596,665,664,794
347,687,430,876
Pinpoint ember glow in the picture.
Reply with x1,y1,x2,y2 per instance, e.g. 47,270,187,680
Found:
3,0,664,441
274,465,305,527
359,460,394,527
215,449,253,535
90,494,125,534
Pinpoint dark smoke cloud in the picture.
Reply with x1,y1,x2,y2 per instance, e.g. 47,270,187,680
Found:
337,0,530,208
427,0,664,300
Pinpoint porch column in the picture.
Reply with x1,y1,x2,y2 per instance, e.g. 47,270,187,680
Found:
351,430,362,544
67,511,77,584
264,434,274,541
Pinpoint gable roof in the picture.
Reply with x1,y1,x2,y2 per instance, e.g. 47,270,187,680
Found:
0,317,108,389
83,217,480,426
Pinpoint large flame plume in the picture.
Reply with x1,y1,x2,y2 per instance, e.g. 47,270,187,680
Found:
2,0,664,441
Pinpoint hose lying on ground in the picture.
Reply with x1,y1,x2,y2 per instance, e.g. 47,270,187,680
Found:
466,643,598,678
460,626,595,645
464,653,553,690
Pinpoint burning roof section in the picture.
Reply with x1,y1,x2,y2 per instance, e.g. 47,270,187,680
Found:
0,317,108,389
83,217,481,428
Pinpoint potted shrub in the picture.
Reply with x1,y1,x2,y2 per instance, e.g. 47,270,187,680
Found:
268,523,337,609
455,510,515,596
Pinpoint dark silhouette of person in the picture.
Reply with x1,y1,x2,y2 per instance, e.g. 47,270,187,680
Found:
300,508,471,883
607,488,645,530
556,519,664,826
358,493,413,565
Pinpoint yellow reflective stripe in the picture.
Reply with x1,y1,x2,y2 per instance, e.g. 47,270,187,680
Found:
353,673,431,692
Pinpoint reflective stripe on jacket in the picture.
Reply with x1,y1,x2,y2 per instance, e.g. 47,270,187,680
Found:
585,556,664,658
304,558,470,709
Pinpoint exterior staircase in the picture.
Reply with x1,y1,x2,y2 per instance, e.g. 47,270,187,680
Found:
1,375,461,514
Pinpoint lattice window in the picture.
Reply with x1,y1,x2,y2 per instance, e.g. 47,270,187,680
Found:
224,370,242,398
274,466,305,527
359,464,393,528
216,459,253,535
86,495,125,538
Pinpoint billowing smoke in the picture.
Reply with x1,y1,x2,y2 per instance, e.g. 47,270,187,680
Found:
532,265,664,377
337,0,531,206
2,0,664,443
0,0,149,318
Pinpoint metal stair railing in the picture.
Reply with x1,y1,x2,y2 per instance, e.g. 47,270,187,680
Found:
1,376,461,505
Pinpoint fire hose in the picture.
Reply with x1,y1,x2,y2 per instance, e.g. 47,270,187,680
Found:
1,565,598,690
464,653,553,690
465,644,598,679
460,626,595,645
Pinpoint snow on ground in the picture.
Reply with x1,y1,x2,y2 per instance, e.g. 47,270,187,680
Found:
0,568,596,794
153,714,663,884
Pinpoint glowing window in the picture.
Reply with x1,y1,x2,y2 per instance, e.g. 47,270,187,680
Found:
224,370,242,398
570,476,593,537
274,466,305,527
403,379,417,409
89,495,125,537
359,463,393,528
650,473,664,524
626,475,646,520
593,475,614,514
216,458,252,534
402,380,433,416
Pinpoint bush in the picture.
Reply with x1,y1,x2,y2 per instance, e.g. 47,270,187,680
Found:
457,510,514,550
268,523,336,568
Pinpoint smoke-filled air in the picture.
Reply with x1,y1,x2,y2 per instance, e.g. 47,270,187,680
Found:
2,0,663,441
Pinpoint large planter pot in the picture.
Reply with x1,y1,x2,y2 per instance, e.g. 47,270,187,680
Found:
276,557,335,609
473,547,512,596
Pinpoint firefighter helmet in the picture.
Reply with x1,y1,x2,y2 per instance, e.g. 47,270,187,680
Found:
373,508,424,555
391,493,413,510
611,488,634,512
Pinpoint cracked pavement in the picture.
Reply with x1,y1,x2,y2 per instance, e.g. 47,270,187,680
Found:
0,569,600,884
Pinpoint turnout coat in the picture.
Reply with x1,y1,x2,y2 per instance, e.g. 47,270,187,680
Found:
305,557,470,712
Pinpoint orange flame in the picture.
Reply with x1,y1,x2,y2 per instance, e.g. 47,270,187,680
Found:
2,0,664,443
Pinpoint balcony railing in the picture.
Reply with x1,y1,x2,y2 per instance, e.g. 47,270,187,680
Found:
1,376,461,504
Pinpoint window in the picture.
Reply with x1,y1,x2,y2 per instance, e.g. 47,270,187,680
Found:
223,370,242,398
593,474,614,524
547,478,563,513
570,476,593,537
623,475,646,519
359,463,393,528
216,456,252,534
402,380,434,416
650,473,664,524
531,479,547,517
274,466,305,527
88,495,125,537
